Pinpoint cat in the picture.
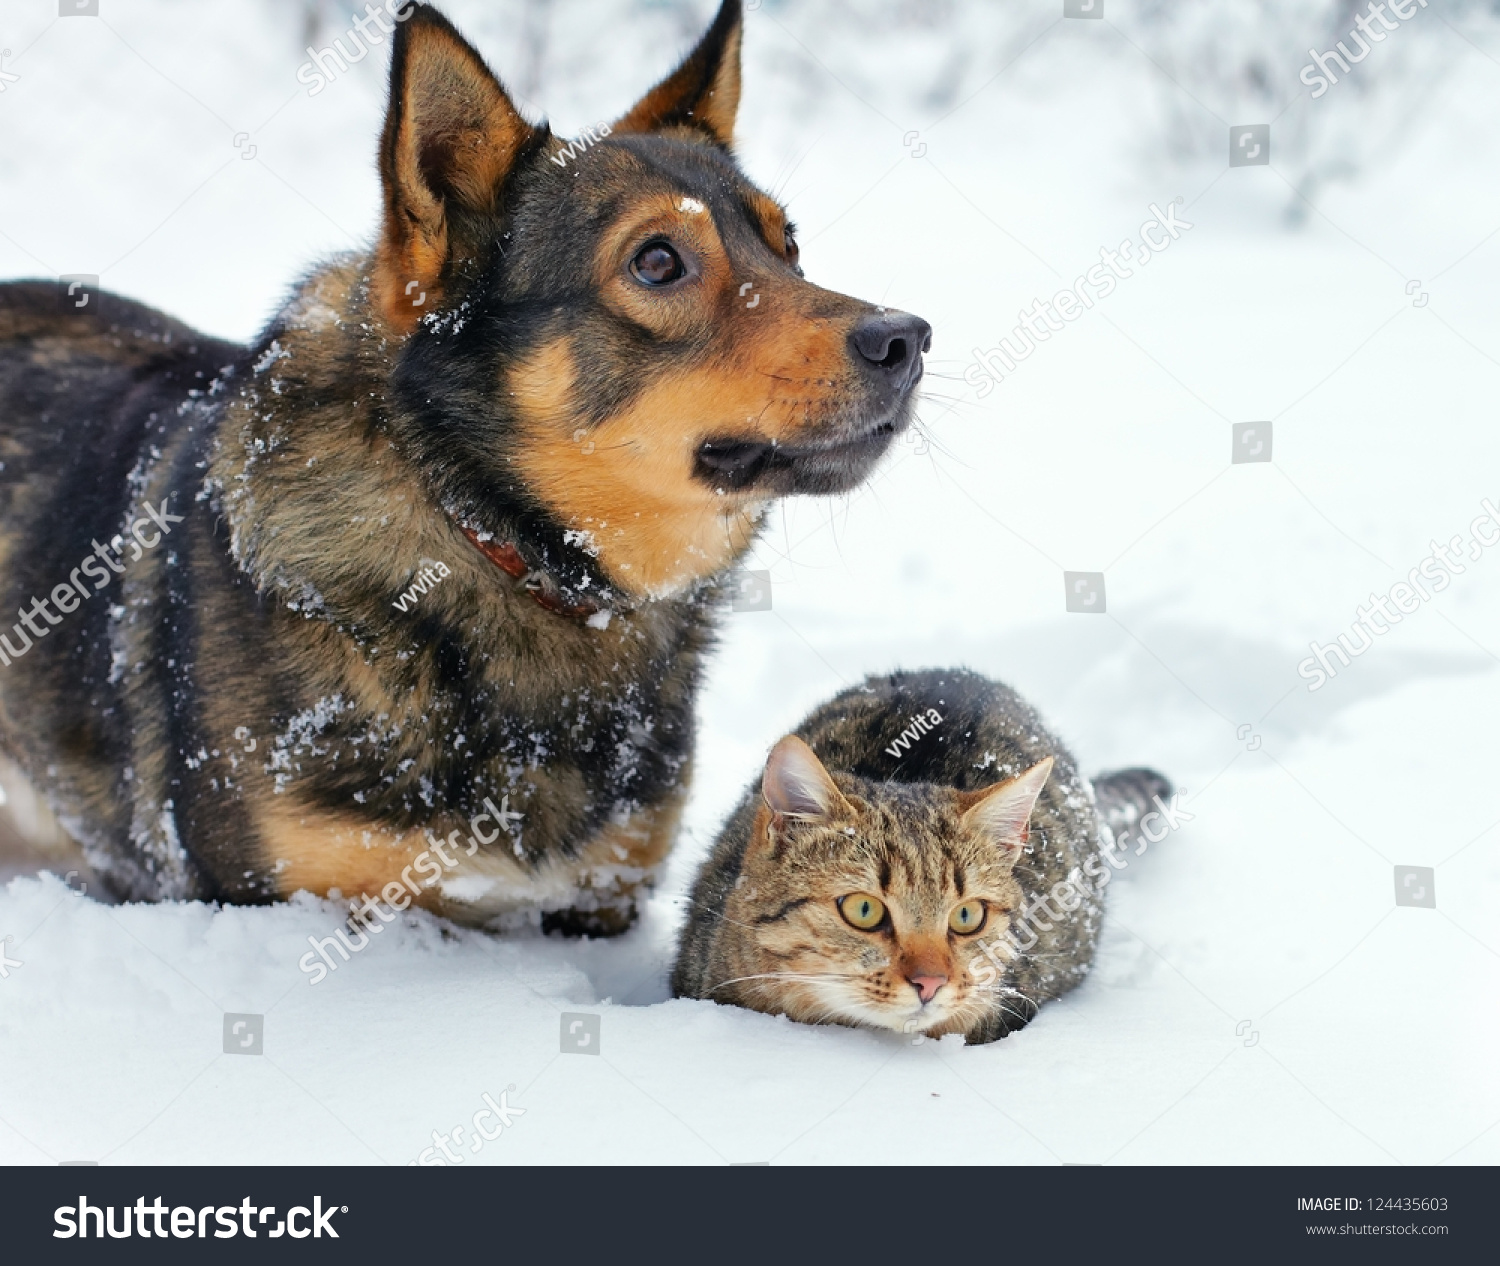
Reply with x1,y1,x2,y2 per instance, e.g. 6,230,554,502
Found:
672,669,1172,1043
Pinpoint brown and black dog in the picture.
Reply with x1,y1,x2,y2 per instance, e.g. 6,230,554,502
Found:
0,0,929,933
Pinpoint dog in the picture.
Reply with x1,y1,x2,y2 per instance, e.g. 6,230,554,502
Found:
0,0,930,934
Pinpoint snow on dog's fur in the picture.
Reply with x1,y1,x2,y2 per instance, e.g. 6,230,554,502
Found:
0,0,929,934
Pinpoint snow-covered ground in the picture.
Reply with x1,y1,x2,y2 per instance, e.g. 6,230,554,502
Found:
1,0,1497,1164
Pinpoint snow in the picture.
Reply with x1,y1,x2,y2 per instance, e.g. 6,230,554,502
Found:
1,0,1497,1164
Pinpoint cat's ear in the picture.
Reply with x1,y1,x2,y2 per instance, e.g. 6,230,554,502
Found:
959,757,1053,856
374,4,537,334
761,736,850,822
611,0,742,147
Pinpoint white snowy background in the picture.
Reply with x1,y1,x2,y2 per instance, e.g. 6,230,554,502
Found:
0,0,1497,1165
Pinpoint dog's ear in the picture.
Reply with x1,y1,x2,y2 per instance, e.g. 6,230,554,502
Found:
612,0,742,147
374,4,536,334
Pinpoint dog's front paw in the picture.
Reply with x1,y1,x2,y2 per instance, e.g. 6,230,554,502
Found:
540,903,637,939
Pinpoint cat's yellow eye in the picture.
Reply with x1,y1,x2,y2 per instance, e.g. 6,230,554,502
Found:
839,893,886,931
948,901,986,935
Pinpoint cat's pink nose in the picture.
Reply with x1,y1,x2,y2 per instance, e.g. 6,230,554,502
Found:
908,974,947,1004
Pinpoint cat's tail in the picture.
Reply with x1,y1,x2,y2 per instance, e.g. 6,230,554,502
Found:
1091,767,1174,853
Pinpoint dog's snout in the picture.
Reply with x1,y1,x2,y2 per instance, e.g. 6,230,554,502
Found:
849,313,932,392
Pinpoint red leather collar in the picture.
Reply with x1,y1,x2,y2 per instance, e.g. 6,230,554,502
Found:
461,527,602,620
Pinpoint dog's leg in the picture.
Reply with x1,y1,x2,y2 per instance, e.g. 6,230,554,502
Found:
260,781,688,935
541,774,691,939
0,754,96,888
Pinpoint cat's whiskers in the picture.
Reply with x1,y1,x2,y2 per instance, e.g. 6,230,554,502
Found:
745,970,908,1032
667,892,765,935
996,1003,1034,1027
735,976,882,1032
801,1000,851,1027
990,986,1040,1024
708,969,862,994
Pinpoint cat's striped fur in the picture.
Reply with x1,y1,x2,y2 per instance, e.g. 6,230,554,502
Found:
672,669,1172,1043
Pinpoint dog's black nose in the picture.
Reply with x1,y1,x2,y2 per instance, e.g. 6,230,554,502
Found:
849,312,932,392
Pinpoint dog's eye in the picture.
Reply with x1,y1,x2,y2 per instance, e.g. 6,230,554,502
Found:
630,242,686,286
783,224,800,266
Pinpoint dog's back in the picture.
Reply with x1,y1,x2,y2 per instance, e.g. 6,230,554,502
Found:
0,282,241,874
0,281,238,567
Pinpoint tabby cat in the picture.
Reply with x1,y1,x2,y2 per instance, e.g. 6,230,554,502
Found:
672,669,1171,1043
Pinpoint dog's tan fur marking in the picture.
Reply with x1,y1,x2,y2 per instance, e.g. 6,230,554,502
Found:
263,775,687,924
510,343,768,595
742,188,792,257
261,800,431,904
